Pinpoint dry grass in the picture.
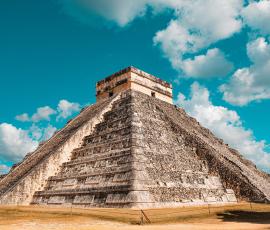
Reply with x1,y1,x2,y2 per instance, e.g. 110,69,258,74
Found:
0,202,269,230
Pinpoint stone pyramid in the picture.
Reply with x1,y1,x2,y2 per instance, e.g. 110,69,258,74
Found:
0,67,269,208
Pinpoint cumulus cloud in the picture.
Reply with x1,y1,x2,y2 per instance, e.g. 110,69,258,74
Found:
58,0,242,79
31,106,56,122
57,99,80,120
0,122,57,164
0,123,38,162
29,124,43,140
181,48,234,79
29,124,56,141
16,106,56,123
242,0,270,35
58,0,187,27
16,99,80,123
1,98,80,164
2,99,79,167
176,82,270,172
15,113,30,122
220,37,270,106
43,125,57,140
153,0,242,77
58,0,149,27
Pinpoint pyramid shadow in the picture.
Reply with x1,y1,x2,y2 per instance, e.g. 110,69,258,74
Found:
218,210,270,224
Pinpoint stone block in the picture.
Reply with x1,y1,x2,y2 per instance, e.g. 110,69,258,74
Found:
226,193,237,202
48,196,65,204
73,195,94,204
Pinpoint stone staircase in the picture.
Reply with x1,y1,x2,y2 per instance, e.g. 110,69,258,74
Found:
32,93,135,207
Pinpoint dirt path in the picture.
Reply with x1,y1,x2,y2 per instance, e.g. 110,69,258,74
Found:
1,218,269,230
0,204,269,230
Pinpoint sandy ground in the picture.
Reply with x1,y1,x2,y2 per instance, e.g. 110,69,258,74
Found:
1,216,269,230
0,203,269,230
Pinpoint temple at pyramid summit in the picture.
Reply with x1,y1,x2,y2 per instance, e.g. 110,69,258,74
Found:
96,66,173,104
0,66,269,208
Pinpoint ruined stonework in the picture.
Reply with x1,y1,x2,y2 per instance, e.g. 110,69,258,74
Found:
0,67,269,208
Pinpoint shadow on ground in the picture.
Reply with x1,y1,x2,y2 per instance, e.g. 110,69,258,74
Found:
218,211,270,224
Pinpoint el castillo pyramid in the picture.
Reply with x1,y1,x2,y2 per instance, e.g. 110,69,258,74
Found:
0,66,269,208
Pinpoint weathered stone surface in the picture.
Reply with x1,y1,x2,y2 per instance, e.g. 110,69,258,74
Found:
0,83,269,207
0,175,6,181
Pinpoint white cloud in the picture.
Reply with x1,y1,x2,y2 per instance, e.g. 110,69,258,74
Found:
58,0,191,27
29,124,43,140
16,99,80,123
57,99,80,120
31,106,56,122
58,0,242,79
29,124,56,141
0,164,10,175
0,123,38,162
43,125,57,140
154,20,194,69
15,113,30,122
182,48,234,78
220,37,270,106
242,0,270,35
153,0,242,76
16,107,56,123
176,82,270,172
0,122,57,164
58,0,149,27
59,0,243,31
1,99,79,165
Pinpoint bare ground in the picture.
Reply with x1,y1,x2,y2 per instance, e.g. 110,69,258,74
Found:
0,203,269,230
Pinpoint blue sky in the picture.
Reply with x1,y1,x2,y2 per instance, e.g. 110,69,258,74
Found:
0,0,270,173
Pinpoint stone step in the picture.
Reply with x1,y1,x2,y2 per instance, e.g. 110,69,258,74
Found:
49,167,134,181
148,186,228,203
94,114,131,133
83,125,132,145
61,157,136,172
45,172,151,192
101,101,132,120
71,137,133,156
58,160,146,177
69,148,132,164
34,184,132,196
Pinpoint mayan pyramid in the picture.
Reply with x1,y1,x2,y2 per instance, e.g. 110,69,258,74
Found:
0,66,269,208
